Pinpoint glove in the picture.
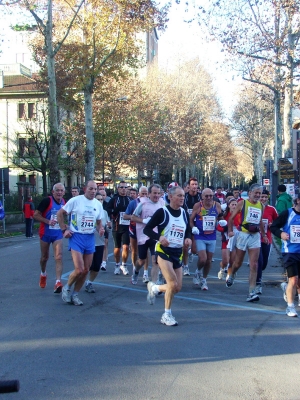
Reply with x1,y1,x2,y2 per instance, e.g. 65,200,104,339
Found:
192,226,199,235
142,217,151,224
218,220,227,227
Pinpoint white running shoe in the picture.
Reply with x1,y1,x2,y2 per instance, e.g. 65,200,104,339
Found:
193,270,202,285
218,269,225,280
71,294,83,306
183,266,190,276
120,265,129,275
143,275,150,283
147,282,156,305
286,305,298,317
281,282,288,303
114,266,121,275
200,278,208,291
131,272,139,285
161,312,178,326
62,286,72,303
255,284,262,295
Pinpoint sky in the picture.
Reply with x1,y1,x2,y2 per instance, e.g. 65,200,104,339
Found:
158,3,242,119
0,2,241,118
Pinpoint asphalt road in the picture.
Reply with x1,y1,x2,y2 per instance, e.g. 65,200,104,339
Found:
0,233,299,400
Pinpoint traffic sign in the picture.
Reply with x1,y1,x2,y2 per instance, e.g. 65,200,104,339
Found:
263,179,270,185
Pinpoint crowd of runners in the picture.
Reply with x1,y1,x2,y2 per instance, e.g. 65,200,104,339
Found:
33,178,300,325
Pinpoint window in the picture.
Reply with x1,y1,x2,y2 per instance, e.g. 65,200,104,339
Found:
19,137,26,157
18,103,25,119
28,103,35,119
18,137,36,157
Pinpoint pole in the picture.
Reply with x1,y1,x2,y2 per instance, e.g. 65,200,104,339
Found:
1,169,5,234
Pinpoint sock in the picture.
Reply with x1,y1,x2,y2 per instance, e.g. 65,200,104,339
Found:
115,263,120,267
183,264,188,268
55,280,61,284
121,262,126,267
41,272,46,276
86,280,91,285
143,271,148,277
165,308,171,315
288,303,294,307
66,284,71,290
102,261,106,266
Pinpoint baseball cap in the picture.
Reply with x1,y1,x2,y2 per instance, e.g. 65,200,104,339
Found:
168,182,179,188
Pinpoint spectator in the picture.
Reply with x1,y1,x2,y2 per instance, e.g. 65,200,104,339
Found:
23,196,35,238
276,184,293,214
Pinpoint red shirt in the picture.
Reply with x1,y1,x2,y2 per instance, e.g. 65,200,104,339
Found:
261,205,278,243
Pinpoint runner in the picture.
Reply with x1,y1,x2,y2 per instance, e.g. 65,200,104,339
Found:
130,184,164,285
33,183,66,293
107,181,131,275
255,190,278,294
183,177,201,276
190,187,223,290
85,192,110,293
144,186,192,326
123,186,149,282
57,181,104,306
98,189,111,271
226,183,268,302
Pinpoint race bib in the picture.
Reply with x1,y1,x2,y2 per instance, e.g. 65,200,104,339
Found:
203,215,216,232
262,218,268,233
49,210,60,230
290,225,300,243
167,224,185,246
119,212,130,226
77,214,96,234
246,207,261,224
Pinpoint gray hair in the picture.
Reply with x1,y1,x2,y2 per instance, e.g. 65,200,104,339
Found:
249,183,262,192
148,184,162,194
168,185,183,195
53,182,65,191
139,186,148,193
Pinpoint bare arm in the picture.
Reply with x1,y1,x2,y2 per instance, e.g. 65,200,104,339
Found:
228,200,243,237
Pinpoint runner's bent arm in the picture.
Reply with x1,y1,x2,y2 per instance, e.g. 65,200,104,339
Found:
228,200,243,236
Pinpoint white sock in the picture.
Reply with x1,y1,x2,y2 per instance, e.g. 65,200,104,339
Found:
143,271,148,277
288,303,294,307
152,284,160,294
102,261,106,266
41,272,46,276
165,309,171,315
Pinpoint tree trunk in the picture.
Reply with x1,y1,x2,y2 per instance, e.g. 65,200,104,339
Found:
84,83,95,182
45,0,60,187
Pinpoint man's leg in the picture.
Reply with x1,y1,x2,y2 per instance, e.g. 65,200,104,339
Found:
52,239,63,281
39,240,50,288
74,253,93,292
226,248,246,287
193,249,207,285
248,247,260,293
151,255,159,283
130,237,138,267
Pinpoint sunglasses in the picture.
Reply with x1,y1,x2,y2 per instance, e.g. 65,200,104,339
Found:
119,186,126,189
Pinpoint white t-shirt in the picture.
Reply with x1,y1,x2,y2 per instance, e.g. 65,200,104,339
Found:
63,195,103,234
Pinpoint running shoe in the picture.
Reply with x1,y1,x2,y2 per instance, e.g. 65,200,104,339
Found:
226,274,235,288
147,282,156,305
156,271,164,285
161,312,178,326
143,275,150,283
200,278,208,291
281,282,288,303
100,263,107,271
255,284,262,295
62,286,72,303
53,281,63,293
131,272,139,285
246,291,259,302
71,294,83,306
218,269,225,280
120,265,129,275
85,283,95,293
286,305,298,317
114,266,121,275
193,270,201,285
39,274,47,288
183,266,190,276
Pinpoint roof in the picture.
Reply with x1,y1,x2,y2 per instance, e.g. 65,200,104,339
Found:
0,75,45,95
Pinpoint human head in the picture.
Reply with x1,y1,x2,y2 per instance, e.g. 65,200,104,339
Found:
84,180,97,200
118,181,127,196
248,183,263,203
52,183,65,202
188,177,198,194
227,198,237,213
168,186,185,209
139,186,148,197
232,187,240,200
216,186,222,194
260,189,269,205
71,186,80,197
294,193,300,207
183,182,190,193
148,184,162,203
278,184,286,193
97,184,105,191
27,196,32,201
129,188,138,199
99,189,107,201
201,187,214,205
95,192,103,202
